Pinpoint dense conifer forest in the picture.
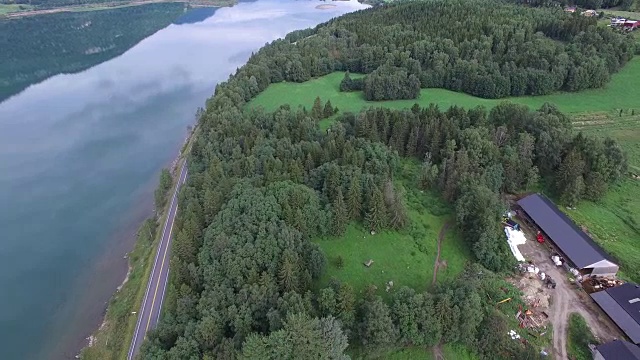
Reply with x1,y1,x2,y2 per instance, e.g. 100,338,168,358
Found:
140,0,630,358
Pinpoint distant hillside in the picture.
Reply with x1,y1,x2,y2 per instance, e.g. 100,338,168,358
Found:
0,2,184,102
0,0,235,10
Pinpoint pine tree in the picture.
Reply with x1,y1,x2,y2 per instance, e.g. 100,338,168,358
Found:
324,165,341,202
365,186,387,231
346,176,362,220
323,100,335,118
383,181,408,229
279,249,300,293
305,153,315,172
331,188,348,236
335,283,356,330
556,149,585,205
405,126,419,157
312,96,323,120
340,71,353,92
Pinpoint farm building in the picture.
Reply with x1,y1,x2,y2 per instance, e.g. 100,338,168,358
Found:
591,283,640,345
624,20,640,30
517,194,618,277
593,339,640,360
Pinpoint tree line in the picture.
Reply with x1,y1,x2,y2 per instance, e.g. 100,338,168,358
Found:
139,0,628,358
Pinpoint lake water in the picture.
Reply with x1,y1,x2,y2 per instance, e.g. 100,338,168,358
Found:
0,1,368,359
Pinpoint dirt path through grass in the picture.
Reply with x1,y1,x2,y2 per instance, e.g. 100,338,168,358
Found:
432,222,450,286
432,344,445,360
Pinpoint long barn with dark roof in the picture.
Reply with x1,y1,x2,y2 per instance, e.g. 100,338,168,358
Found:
517,193,618,276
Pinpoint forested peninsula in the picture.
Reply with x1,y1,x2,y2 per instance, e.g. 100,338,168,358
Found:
140,0,631,358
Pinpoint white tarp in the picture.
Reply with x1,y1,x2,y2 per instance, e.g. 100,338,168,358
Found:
504,227,526,262
505,227,527,245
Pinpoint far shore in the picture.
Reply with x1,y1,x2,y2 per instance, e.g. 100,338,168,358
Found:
1,0,235,19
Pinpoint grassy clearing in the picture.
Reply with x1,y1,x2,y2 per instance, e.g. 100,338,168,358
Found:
564,112,640,283
0,3,33,15
314,160,470,298
249,58,640,114
383,347,433,360
348,346,433,360
598,9,640,19
567,313,598,360
442,344,478,360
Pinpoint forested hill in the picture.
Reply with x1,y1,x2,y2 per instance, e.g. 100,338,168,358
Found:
290,0,634,99
0,3,183,102
140,0,629,359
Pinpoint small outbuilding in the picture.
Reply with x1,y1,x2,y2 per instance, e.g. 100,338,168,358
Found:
593,339,640,360
591,283,640,345
517,194,618,277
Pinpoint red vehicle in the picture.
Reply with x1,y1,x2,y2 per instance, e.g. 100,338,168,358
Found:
536,231,544,243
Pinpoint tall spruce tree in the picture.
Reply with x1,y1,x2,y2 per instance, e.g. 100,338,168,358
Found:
331,188,348,236
323,100,335,118
365,186,387,231
346,176,362,220
312,96,323,120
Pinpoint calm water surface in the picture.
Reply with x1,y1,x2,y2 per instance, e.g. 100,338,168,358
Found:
0,1,367,358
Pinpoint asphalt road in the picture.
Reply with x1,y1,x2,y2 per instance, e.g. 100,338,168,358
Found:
127,162,188,360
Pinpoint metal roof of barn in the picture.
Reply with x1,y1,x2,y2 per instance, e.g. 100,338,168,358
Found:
596,339,640,359
592,284,640,344
608,283,640,327
517,194,616,269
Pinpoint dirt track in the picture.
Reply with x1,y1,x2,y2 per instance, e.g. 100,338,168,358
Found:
519,240,622,359
430,223,451,360
432,344,445,360
432,222,450,285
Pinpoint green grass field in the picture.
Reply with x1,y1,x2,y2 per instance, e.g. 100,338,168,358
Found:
0,4,33,15
314,161,471,298
249,58,640,114
442,344,478,360
349,347,436,360
563,112,640,283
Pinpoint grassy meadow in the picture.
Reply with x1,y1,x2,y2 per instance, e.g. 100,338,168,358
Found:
314,160,471,298
250,58,640,285
0,4,33,15
563,111,640,283
567,313,598,360
249,58,640,114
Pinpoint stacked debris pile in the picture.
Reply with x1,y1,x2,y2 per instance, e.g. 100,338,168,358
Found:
581,276,624,294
